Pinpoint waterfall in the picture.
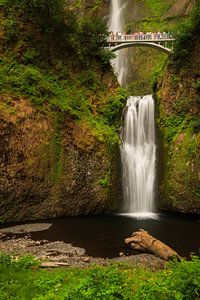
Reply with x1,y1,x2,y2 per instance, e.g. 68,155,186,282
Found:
108,0,128,85
121,96,156,217
108,1,157,218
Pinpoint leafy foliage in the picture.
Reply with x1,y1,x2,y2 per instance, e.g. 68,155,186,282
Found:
0,0,123,190
0,0,111,65
158,114,186,142
173,0,200,64
98,88,128,127
144,0,175,16
0,253,38,270
135,257,200,299
0,254,199,299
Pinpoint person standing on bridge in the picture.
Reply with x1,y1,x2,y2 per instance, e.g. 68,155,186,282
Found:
110,31,114,41
139,32,142,40
122,32,127,40
152,32,156,39
134,32,139,40
148,32,152,39
163,32,167,39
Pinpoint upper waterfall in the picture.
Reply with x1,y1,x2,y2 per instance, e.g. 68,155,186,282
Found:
108,0,127,85
109,0,125,32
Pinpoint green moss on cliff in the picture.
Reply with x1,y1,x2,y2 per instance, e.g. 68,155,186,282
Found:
157,107,200,212
156,3,200,213
0,0,126,221
122,0,181,95
0,0,125,158
143,0,175,16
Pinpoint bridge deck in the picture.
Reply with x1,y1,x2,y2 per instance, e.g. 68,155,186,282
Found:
106,33,175,54
107,38,175,44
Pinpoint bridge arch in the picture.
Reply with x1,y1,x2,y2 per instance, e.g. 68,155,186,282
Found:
109,42,172,55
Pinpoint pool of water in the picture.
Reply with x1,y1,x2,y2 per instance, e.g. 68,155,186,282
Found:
26,213,200,258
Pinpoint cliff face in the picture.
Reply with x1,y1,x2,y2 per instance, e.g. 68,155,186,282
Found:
164,0,195,18
0,0,125,222
156,34,200,214
0,92,122,222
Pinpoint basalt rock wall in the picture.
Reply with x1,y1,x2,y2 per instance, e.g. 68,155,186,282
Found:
0,94,122,222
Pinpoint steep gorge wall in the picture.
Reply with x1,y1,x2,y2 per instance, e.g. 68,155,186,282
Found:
0,89,122,222
156,34,200,214
0,0,124,222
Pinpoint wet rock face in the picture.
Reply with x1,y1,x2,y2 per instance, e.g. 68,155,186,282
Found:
0,95,120,222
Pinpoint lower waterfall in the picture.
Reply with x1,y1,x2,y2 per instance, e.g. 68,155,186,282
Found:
121,95,156,218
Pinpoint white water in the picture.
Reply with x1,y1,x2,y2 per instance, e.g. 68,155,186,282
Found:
121,96,156,216
109,1,157,218
108,0,128,85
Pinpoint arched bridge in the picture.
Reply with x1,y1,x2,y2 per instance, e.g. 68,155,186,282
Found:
107,34,175,54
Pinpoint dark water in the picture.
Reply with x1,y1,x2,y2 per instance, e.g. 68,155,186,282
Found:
26,213,200,258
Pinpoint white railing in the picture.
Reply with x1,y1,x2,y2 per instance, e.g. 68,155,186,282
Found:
108,32,174,42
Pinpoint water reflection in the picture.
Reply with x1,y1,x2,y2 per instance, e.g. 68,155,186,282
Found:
28,214,200,258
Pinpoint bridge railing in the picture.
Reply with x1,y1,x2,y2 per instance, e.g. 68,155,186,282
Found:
108,32,174,42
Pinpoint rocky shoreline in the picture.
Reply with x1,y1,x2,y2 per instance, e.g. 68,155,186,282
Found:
0,223,164,270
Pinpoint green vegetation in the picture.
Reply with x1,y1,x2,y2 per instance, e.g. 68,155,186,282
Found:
124,0,180,95
155,0,200,210
0,0,126,185
157,91,200,193
158,114,186,143
98,171,110,187
0,0,112,65
127,0,178,33
0,253,199,299
126,47,168,96
172,0,200,65
142,0,175,16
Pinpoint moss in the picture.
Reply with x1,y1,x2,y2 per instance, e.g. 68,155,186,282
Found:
159,142,200,211
0,97,16,115
157,83,200,213
142,0,175,16
0,0,125,221
98,171,110,188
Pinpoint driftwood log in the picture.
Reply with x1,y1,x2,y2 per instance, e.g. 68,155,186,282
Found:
125,229,181,260
40,262,70,268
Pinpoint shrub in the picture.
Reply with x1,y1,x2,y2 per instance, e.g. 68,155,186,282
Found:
66,267,129,299
0,253,38,269
0,254,199,300
1,0,111,65
173,0,200,65
134,257,200,299
98,88,128,127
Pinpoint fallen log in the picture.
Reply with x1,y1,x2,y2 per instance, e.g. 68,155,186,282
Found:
40,262,70,268
125,229,181,260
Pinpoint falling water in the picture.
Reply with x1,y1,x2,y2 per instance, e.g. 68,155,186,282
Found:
108,0,128,85
121,96,156,217
109,1,157,217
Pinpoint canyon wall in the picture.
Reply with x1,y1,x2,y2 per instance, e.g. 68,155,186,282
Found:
156,29,200,214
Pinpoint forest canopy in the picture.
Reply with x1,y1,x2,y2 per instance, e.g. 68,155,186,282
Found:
0,0,111,65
